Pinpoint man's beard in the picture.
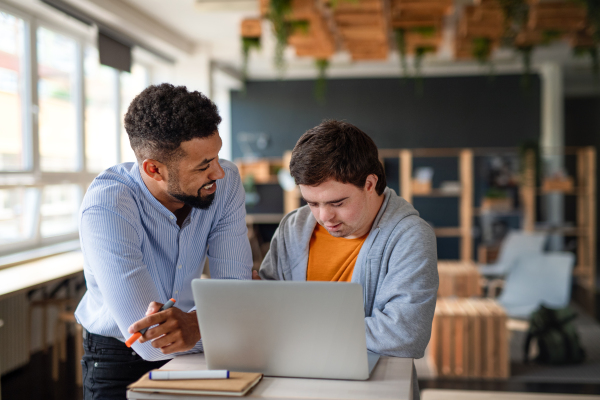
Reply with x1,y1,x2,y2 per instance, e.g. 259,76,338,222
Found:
167,167,216,210
170,189,215,210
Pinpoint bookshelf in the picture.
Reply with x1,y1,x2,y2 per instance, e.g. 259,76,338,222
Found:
379,148,474,262
381,146,596,313
521,146,597,313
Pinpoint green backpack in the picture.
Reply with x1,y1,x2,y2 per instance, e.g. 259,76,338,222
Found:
524,305,585,365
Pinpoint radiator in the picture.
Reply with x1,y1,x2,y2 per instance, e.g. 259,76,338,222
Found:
0,293,29,375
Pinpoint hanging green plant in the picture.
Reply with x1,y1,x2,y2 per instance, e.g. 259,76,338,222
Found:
413,46,436,95
414,46,436,72
472,37,495,78
571,0,600,43
329,0,359,8
517,45,533,88
574,45,599,77
394,28,408,78
411,26,436,38
497,0,528,45
241,37,261,81
288,19,310,35
518,140,541,184
472,37,493,64
541,30,562,45
314,59,329,104
268,0,292,75
570,0,600,76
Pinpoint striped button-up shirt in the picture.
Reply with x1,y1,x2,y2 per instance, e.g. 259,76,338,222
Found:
74,160,252,361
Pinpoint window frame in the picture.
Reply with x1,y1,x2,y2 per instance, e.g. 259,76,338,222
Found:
0,2,160,257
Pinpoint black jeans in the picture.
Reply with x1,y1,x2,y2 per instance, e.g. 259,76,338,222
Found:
81,330,169,400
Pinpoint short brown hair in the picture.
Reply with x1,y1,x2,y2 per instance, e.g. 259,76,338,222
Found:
289,120,386,195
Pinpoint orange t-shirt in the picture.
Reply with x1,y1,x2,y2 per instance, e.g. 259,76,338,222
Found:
306,223,369,282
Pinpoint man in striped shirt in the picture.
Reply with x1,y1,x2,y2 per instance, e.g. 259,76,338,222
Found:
75,84,253,399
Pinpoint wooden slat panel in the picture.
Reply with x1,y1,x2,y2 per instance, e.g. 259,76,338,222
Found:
241,18,262,38
440,300,452,376
430,299,443,374
430,299,509,379
333,0,389,60
528,2,587,32
438,261,482,298
287,0,336,59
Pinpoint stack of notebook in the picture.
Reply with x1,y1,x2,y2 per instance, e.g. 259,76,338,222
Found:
128,371,263,397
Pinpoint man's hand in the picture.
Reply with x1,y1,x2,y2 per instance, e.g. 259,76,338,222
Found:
252,270,262,280
128,302,201,354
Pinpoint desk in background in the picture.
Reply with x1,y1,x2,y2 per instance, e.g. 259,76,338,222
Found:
127,353,414,400
0,251,84,301
0,251,84,377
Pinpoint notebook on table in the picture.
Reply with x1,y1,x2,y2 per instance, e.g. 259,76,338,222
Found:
127,371,263,397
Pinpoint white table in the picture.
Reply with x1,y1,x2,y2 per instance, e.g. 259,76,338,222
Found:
127,353,414,400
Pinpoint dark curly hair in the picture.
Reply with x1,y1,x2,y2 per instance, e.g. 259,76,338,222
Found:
290,120,387,195
124,83,222,164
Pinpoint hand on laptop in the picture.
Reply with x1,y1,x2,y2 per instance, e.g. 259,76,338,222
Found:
252,270,262,280
128,302,201,354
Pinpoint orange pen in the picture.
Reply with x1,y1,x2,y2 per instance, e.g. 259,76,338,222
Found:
126,298,176,347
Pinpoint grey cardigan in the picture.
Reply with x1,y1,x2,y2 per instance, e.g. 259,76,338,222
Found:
259,187,439,359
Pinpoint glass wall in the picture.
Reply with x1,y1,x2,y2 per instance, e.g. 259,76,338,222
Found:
120,63,149,163
40,184,80,238
0,187,37,246
0,4,168,256
37,26,79,172
0,12,27,171
85,46,118,172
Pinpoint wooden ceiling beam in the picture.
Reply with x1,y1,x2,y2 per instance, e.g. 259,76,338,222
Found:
286,0,336,59
528,1,587,32
332,0,390,61
241,18,262,38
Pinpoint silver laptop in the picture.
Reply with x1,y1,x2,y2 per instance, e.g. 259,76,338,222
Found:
192,279,380,380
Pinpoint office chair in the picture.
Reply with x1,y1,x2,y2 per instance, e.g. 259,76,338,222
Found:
478,230,547,278
497,252,575,319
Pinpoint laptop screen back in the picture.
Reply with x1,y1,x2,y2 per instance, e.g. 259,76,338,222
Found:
192,279,371,380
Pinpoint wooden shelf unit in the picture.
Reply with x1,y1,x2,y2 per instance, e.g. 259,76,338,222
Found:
521,146,597,312
382,146,596,313
390,148,474,262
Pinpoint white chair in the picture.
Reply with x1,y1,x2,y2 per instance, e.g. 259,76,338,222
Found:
478,231,547,278
497,252,575,319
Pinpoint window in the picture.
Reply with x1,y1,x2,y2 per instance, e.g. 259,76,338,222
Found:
40,184,80,238
0,4,169,256
0,187,38,245
0,12,27,171
37,26,80,172
85,47,118,172
120,63,149,163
